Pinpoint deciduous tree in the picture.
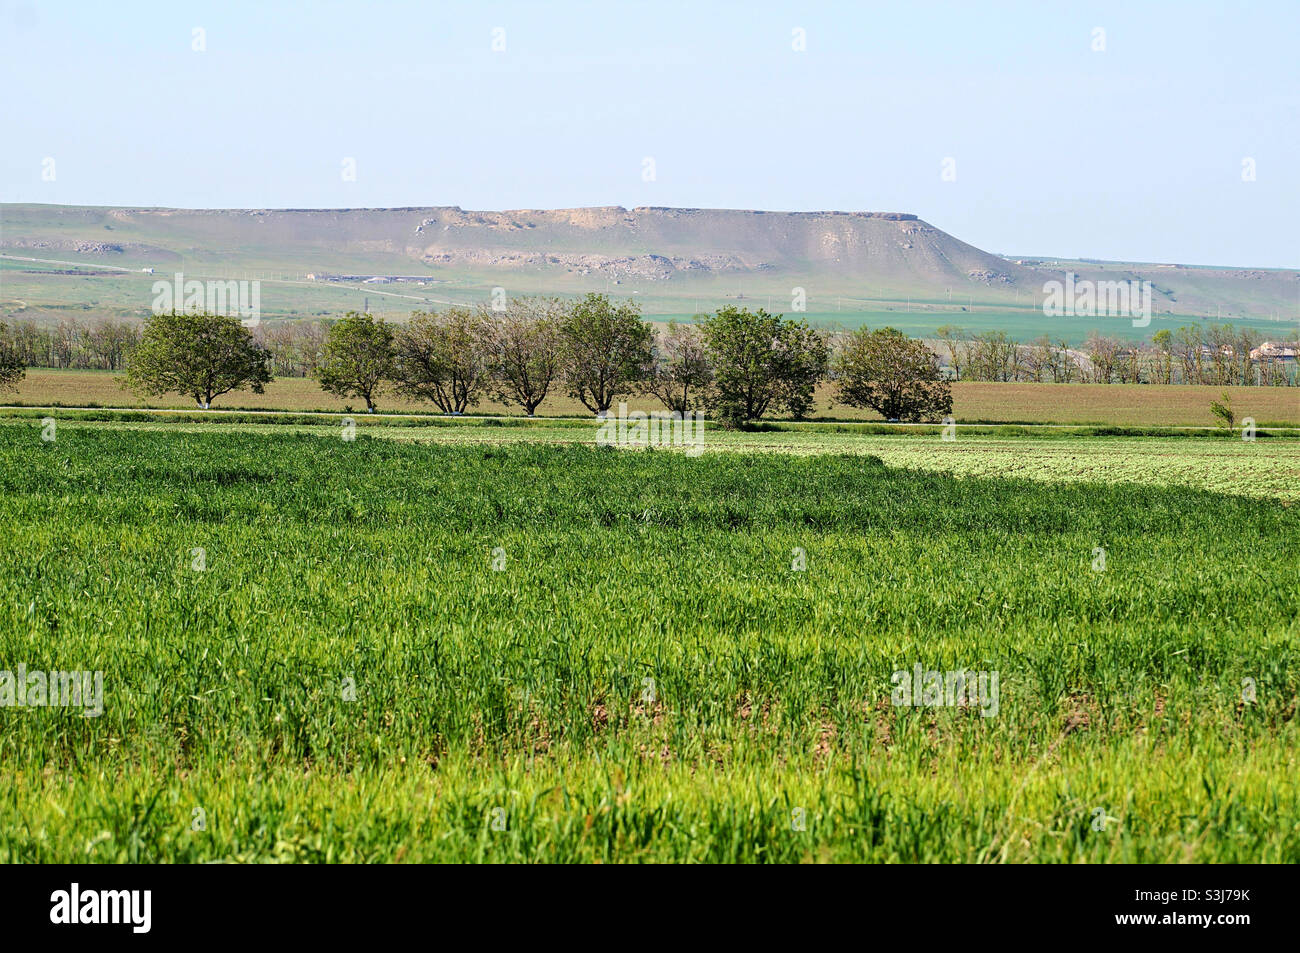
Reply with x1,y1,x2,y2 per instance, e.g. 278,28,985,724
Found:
316,311,394,412
479,296,564,416
125,311,271,409
392,308,487,414
645,320,712,413
834,326,951,422
701,306,828,428
559,293,653,416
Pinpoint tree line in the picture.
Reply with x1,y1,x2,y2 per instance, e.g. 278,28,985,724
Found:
1,317,140,371
1,296,1293,423
4,311,1293,388
0,295,952,425
308,295,952,424
935,324,1297,386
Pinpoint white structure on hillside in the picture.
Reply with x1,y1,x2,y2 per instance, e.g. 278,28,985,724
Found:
1249,341,1299,362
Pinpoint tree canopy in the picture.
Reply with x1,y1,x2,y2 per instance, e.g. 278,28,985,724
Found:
316,311,395,412
645,320,712,414
701,306,828,428
478,297,564,417
125,311,271,409
835,326,951,422
392,308,486,414
559,293,654,416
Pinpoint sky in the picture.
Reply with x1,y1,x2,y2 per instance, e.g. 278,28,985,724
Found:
2,0,1297,267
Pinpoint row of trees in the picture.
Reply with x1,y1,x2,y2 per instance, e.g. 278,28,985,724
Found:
308,295,951,425
2,317,141,371
312,295,656,416
5,295,949,425
936,324,1296,386
311,295,846,426
4,296,1293,422
0,314,328,377
4,312,1293,388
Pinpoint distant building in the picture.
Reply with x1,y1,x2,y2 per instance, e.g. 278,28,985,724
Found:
1249,341,1299,362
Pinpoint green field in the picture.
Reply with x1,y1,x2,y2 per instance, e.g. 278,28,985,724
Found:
7,369,1300,429
1,420,1296,862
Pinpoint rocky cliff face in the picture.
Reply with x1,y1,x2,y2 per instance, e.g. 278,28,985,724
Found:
5,203,1296,318
4,204,1031,287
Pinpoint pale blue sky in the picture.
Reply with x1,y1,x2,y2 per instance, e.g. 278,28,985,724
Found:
3,0,1297,267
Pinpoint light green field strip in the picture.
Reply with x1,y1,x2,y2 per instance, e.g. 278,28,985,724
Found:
11,416,1296,502
7,738,1298,863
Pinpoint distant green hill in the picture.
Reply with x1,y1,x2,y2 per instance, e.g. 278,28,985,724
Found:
2,203,1296,344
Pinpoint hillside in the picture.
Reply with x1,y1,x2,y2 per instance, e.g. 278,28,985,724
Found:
2,203,1296,343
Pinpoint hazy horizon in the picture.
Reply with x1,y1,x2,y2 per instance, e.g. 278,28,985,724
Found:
3,0,1298,269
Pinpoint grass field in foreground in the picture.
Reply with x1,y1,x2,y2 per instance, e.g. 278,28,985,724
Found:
0,425,1296,862
6,368,1300,427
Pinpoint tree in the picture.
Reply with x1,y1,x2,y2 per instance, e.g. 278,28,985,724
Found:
1042,338,1076,383
125,311,270,409
701,306,828,428
256,322,303,377
0,323,26,392
1234,328,1260,385
1151,329,1174,384
316,311,394,412
1085,331,1123,383
295,320,330,377
479,296,564,416
835,327,952,422
968,330,1019,382
645,320,712,413
559,293,653,416
1174,324,1205,384
392,308,487,414
934,325,966,381
1023,335,1054,383
1209,391,1235,430
1206,324,1235,386
83,320,138,370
